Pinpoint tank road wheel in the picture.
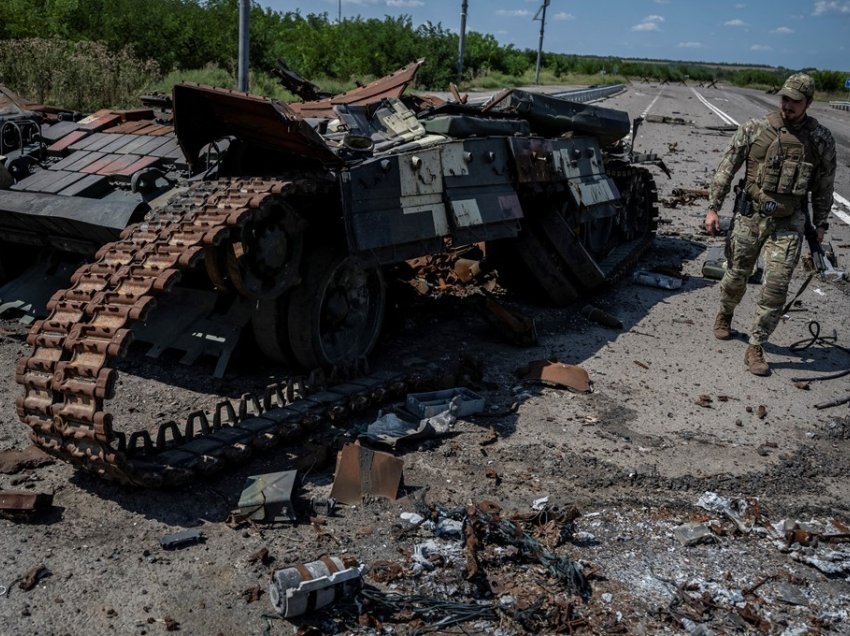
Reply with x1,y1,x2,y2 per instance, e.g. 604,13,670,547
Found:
286,247,386,370
207,199,306,299
613,166,658,242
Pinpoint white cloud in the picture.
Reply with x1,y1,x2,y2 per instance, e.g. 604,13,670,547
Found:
813,1,850,14
750,44,772,51
678,41,704,48
654,0,671,4
496,9,532,17
769,26,794,34
735,3,746,7
554,12,576,21
724,18,747,26
631,15,664,31
386,0,424,6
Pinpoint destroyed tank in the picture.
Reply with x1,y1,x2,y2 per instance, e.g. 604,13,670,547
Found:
2,61,658,486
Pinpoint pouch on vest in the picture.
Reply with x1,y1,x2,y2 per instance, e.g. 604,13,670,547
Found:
792,162,813,196
757,161,781,192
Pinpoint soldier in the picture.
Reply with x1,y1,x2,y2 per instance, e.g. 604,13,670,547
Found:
704,73,836,375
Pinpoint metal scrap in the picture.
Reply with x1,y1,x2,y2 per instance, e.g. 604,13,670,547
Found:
330,441,403,505
481,293,538,345
232,470,298,523
463,501,591,601
159,529,205,550
19,564,50,591
521,359,592,393
581,304,622,329
0,445,54,474
269,555,365,617
0,490,53,520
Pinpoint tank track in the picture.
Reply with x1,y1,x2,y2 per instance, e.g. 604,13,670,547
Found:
602,165,660,282
15,178,423,487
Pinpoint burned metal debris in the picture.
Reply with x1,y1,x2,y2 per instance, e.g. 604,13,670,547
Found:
330,442,404,505
232,470,299,523
269,555,365,618
0,490,53,520
520,359,592,393
159,529,205,550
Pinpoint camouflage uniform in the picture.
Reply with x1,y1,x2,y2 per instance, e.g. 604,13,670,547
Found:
707,103,836,346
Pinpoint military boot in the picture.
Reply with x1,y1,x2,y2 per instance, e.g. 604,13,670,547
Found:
745,344,770,376
713,312,732,340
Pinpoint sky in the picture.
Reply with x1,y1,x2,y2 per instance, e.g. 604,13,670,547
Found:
261,0,849,72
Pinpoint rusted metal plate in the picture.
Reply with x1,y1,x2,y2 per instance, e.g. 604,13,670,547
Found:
0,491,53,512
290,59,424,118
523,359,592,393
173,83,340,169
0,445,54,474
330,442,403,505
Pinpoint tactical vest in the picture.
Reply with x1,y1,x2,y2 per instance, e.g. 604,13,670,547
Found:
744,111,817,217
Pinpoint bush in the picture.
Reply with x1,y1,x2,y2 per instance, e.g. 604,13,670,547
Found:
0,38,159,110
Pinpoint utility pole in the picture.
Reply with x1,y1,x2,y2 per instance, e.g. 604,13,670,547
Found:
533,0,550,84
338,0,342,23
237,0,250,92
457,0,468,82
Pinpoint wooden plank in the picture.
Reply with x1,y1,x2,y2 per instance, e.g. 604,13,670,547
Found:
79,153,121,174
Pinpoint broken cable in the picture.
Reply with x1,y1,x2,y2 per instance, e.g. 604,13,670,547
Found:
789,321,850,383
358,586,496,634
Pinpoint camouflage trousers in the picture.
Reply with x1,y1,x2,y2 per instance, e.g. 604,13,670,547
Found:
719,211,804,345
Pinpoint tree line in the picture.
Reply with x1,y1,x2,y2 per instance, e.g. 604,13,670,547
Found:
0,0,844,111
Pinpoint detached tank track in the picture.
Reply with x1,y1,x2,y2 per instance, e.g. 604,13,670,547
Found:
15,178,424,487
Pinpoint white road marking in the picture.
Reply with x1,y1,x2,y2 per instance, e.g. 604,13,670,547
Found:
691,88,739,126
832,192,850,226
640,89,662,118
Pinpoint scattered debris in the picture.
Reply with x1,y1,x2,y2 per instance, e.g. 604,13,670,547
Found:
695,395,713,408
19,564,50,591
580,304,623,329
757,405,767,419
330,442,403,505
159,529,205,550
406,387,485,419
362,397,459,447
247,547,271,566
269,555,365,617
241,584,262,604
673,522,718,546
0,446,54,474
646,114,692,125
632,269,683,290
696,491,762,533
163,615,180,631
0,490,53,520
232,471,298,523
520,360,592,393
481,293,538,345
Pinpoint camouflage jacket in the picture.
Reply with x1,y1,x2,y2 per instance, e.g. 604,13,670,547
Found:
707,112,836,228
